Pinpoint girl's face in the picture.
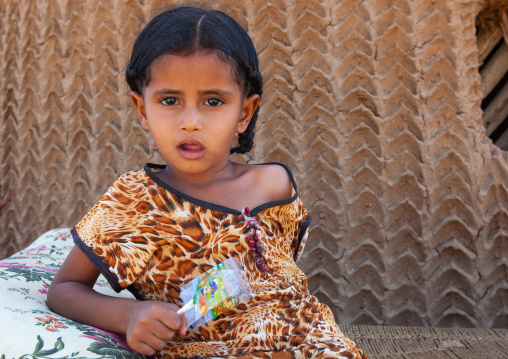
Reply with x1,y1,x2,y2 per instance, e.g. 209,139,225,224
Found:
131,50,259,181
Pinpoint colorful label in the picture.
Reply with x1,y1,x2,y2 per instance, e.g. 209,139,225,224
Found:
180,258,253,328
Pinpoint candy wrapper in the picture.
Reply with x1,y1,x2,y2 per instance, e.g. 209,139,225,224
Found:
177,257,253,328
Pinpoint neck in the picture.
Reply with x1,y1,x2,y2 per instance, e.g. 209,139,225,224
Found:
161,161,238,189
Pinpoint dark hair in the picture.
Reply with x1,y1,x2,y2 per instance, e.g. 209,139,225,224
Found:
126,5,263,154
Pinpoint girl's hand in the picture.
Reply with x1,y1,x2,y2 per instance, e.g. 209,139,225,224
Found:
48,246,187,356
125,301,187,355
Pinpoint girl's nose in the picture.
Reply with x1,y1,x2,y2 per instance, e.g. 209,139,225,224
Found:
179,108,202,132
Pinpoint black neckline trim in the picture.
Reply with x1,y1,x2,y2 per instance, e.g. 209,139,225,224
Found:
143,162,299,216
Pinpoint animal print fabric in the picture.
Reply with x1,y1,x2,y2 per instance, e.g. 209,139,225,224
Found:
74,164,366,359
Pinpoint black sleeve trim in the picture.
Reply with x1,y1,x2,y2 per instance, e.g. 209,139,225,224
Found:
127,284,145,301
71,227,123,293
294,215,312,261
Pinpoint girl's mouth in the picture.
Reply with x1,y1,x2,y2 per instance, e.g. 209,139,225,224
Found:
177,139,206,160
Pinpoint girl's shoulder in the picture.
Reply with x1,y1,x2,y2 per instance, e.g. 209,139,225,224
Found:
244,162,295,202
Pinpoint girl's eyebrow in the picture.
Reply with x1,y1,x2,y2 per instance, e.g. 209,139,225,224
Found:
152,88,182,97
201,89,233,97
152,88,233,97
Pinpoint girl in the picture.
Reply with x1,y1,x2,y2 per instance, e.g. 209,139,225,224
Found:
47,5,366,359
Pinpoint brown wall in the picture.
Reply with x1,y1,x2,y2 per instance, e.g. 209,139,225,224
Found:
1,0,507,328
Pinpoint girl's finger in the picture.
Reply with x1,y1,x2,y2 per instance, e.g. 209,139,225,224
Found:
158,304,184,330
152,320,177,341
179,314,188,336
143,335,168,352
132,341,159,356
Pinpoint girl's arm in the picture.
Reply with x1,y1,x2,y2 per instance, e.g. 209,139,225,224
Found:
47,246,186,355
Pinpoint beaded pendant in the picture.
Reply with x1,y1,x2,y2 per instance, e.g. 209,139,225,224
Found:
242,207,267,272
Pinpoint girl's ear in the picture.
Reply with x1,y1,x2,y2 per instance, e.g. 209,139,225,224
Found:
130,91,150,130
237,94,260,134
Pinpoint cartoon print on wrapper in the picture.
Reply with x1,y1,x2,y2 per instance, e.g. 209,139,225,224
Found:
179,258,253,328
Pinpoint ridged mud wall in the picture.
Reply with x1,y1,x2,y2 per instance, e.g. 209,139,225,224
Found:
1,0,507,328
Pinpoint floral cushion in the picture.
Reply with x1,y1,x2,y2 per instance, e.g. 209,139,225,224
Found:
0,228,145,359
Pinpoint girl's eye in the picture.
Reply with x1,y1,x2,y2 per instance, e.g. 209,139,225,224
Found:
205,98,223,107
161,97,178,106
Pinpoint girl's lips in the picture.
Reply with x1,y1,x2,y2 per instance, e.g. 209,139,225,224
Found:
177,139,206,160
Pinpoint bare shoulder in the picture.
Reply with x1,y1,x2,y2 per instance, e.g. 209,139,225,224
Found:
248,163,293,201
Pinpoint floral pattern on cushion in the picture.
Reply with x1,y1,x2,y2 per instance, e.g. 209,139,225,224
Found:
0,228,145,359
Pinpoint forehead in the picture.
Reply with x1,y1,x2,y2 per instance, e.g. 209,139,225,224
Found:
147,49,240,89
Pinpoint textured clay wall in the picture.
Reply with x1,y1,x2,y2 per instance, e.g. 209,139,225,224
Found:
1,0,508,328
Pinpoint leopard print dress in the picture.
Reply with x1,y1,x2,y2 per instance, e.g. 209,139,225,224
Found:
73,163,367,359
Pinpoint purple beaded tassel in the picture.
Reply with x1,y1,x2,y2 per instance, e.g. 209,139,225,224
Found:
242,207,267,272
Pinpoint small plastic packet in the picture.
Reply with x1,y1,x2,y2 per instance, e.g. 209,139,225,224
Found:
177,257,253,328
